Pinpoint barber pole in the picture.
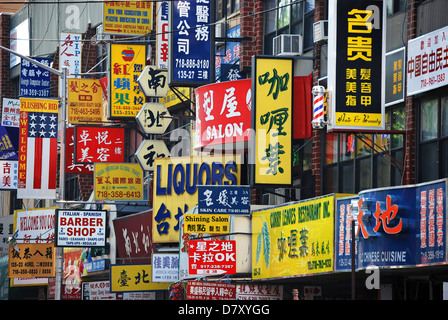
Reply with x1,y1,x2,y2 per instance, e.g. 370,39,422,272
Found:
312,85,326,129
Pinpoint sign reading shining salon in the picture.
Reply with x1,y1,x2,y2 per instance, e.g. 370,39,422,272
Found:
327,0,386,130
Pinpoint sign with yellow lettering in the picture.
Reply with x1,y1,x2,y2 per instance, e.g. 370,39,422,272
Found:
251,56,293,186
8,243,55,278
252,195,335,280
110,264,170,292
94,163,143,200
327,0,385,130
184,214,230,234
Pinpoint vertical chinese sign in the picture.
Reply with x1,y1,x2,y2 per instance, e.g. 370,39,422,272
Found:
385,47,405,106
156,1,169,69
109,43,146,118
327,0,385,130
60,32,82,80
251,56,293,186
170,0,213,86
18,98,59,199
68,78,104,123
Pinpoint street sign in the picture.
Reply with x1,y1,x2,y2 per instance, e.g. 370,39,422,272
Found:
135,140,170,171
137,66,169,98
135,103,172,135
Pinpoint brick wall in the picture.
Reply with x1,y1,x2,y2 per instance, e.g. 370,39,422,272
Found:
0,14,15,98
239,0,263,74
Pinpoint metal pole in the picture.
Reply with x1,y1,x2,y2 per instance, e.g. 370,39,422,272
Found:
351,219,356,300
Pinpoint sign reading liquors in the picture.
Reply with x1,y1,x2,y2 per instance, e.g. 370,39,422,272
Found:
198,185,250,214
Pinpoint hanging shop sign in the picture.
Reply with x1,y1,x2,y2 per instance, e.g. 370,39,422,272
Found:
237,284,283,300
82,281,122,300
8,243,55,278
55,209,107,247
94,163,143,200
112,210,155,264
74,126,125,164
18,98,59,199
14,207,56,244
251,56,293,186
335,179,447,271
0,160,18,190
169,0,213,86
151,253,179,283
19,57,51,98
135,103,172,135
110,264,170,292
252,195,335,280
197,185,250,214
0,125,18,160
135,139,170,172
184,214,230,234
68,78,104,124
385,47,405,106
65,127,94,174
109,43,146,119
1,98,20,128
137,66,169,98
215,25,244,82
186,281,237,300
160,87,190,108
153,155,240,243
60,32,81,79
327,0,385,130
156,2,169,69
103,1,153,36
407,25,448,96
194,79,251,149
0,215,14,256
188,240,236,275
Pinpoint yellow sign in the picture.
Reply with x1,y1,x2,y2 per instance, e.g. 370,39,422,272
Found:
8,243,56,278
110,264,170,292
184,214,230,234
20,98,58,113
109,43,146,118
252,195,335,280
253,57,293,186
153,155,240,243
103,1,153,36
94,163,143,200
159,87,190,108
68,78,104,124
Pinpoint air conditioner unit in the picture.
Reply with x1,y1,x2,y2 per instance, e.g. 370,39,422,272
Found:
313,20,328,43
273,34,303,56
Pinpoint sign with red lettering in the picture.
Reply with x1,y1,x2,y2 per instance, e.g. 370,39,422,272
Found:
194,79,251,149
186,281,236,300
188,240,236,275
55,210,107,247
74,126,124,164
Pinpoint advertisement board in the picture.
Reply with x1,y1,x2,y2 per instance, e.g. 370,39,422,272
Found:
184,214,230,234
68,78,104,124
151,253,179,283
110,264,170,292
55,209,107,247
8,243,55,278
14,207,56,243
186,281,237,300
94,163,143,200
103,1,153,36
198,185,250,214
188,239,236,275
19,57,51,98
252,195,335,280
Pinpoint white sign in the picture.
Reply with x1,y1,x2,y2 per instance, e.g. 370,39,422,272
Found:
134,139,170,171
15,207,56,244
135,102,172,135
10,19,30,68
237,284,283,300
151,253,179,282
156,2,169,69
84,281,120,300
0,160,18,190
1,98,20,127
407,25,448,96
55,210,107,247
0,215,13,256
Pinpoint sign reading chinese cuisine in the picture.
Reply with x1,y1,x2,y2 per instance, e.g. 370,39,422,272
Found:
103,1,153,36
110,264,170,292
194,79,251,150
407,25,448,96
55,210,107,247
327,0,385,130
68,78,104,124
8,243,55,278
198,185,250,214
184,214,230,234
94,163,143,200
109,43,146,118
252,195,335,280
18,98,59,199
170,0,213,86
251,56,293,186
188,240,236,275
74,126,125,164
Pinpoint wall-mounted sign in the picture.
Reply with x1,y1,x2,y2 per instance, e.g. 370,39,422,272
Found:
385,47,405,106
110,264,170,292
94,163,143,200
327,0,385,130
109,43,146,118
198,185,250,214
151,253,179,283
20,57,51,98
169,0,213,86
187,281,237,300
103,1,153,36
1,98,20,128
184,214,230,234
0,160,18,190
60,32,81,79
65,127,94,174
251,56,293,186
156,2,169,69
8,243,55,278
55,210,107,247
68,78,104,124
188,240,236,275
14,207,56,244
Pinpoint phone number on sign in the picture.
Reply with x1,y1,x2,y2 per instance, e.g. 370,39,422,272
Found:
420,72,446,88
96,190,142,199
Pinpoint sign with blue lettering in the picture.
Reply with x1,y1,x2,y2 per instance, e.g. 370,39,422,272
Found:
198,185,250,214
169,0,213,86
19,57,51,98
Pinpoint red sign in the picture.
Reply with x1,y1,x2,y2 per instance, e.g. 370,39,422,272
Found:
65,127,93,174
194,79,251,149
74,126,124,164
187,281,236,300
188,240,236,275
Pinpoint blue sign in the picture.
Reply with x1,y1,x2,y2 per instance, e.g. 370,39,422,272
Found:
170,0,212,86
0,126,18,160
19,57,51,98
335,179,447,271
198,185,250,214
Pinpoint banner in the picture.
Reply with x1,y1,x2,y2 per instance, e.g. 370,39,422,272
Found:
186,281,237,300
252,195,335,280
0,160,18,189
327,0,385,130
65,127,94,174
156,1,169,69
8,243,55,278
18,98,59,199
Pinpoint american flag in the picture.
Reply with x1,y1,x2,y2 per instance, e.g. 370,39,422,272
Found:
17,110,58,199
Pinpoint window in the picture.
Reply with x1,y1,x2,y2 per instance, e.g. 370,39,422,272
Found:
216,0,241,21
263,0,315,54
386,0,407,16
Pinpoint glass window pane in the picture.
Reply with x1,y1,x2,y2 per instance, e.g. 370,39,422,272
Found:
278,0,291,29
359,158,372,191
340,133,355,161
323,165,337,194
356,134,372,157
305,0,314,12
421,99,438,141
391,149,403,186
341,163,354,193
264,0,276,34
302,140,312,171
291,1,303,24
326,133,338,164
441,96,448,137
420,142,438,182
391,106,405,148
376,155,390,188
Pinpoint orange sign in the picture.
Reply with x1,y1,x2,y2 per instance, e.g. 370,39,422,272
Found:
8,243,56,278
